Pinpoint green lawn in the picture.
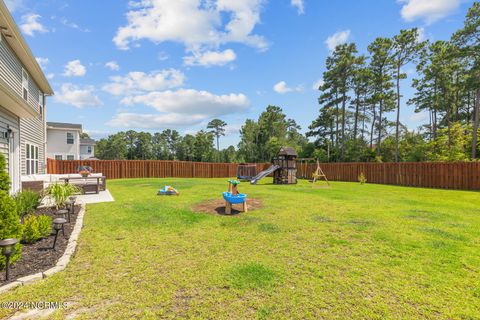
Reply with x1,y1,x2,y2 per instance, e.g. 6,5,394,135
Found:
1,179,479,319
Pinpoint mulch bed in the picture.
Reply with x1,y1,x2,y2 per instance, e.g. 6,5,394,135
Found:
192,198,263,215
0,205,81,286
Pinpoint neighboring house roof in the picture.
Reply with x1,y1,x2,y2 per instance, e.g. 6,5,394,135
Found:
46,122,82,130
278,147,298,157
80,138,96,146
0,1,53,95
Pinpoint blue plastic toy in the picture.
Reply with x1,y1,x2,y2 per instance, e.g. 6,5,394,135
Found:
222,192,247,204
158,186,179,196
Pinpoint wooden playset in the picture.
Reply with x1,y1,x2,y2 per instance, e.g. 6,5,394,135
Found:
272,147,298,184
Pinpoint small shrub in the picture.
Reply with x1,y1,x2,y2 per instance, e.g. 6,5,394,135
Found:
22,214,40,244
0,191,22,269
0,153,10,193
13,190,42,219
358,172,367,185
46,183,80,208
37,215,52,238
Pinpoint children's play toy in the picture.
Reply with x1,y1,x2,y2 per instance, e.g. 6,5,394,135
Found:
250,147,298,185
157,186,179,196
223,180,248,214
237,163,257,180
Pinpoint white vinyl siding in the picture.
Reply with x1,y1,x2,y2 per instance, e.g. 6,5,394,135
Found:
0,107,20,180
0,34,46,175
47,129,80,160
0,34,42,113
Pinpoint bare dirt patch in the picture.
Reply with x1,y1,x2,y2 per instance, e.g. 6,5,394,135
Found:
192,198,263,215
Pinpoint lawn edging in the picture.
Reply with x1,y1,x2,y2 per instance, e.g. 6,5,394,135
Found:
0,203,86,294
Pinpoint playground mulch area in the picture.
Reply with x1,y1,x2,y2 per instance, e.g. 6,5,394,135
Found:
192,198,263,215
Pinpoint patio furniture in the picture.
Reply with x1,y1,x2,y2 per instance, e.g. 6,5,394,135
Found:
60,176,107,194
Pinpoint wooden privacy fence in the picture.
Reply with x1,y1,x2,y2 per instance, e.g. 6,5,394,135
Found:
47,159,270,180
297,162,480,190
47,159,480,190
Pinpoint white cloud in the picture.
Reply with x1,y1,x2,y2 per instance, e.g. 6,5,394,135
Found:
224,123,242,135
273,81,303,94
325,30,351,51
291,0,305,15
410,111,428,122
399,0,461,24
113,0,268,52
312,79,324,90
19,14,48,36
63,60,86,77
35,57,49,69
184,49,236,67
121,89,250,117
107,113,206,129
102,69,185,95
60,17,90,32
105,61,120,71
46,73,54,80
54,83,102,108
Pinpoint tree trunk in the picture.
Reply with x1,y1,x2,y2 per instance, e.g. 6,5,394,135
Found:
330,119,335,148
395,64,401,162
433,80,437,141
341,92,346,157
472,88,480,159
335,93,339,151
370,104,376,150
362,100,366,141
353,91,360,140
216,135,220,162
377,99,383,157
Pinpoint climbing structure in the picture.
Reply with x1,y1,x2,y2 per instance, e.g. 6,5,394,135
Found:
272,147,298,184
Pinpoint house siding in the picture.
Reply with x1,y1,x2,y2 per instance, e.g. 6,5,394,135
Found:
0,106,20,174
20,117,45,174
47,129,81,160
80,145,95,159
0,33,45,175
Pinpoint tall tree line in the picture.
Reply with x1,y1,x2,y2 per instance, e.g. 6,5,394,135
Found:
308,3,480,162
96,121,238,163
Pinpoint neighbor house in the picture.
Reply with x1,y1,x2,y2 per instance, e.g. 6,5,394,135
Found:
0,0,54,192
80,138,96,160
46,122,95,160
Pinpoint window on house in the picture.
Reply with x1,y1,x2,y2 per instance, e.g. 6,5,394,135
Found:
67,132,74,144
38,93,43,118
55,155,62,160
87,146,92,154
26,143,39,175
22,69,29,101
67,155,74,160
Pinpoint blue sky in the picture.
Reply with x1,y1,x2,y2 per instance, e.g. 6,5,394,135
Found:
5,0,475,148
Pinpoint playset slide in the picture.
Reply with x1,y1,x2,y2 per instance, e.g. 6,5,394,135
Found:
250,165,280,185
